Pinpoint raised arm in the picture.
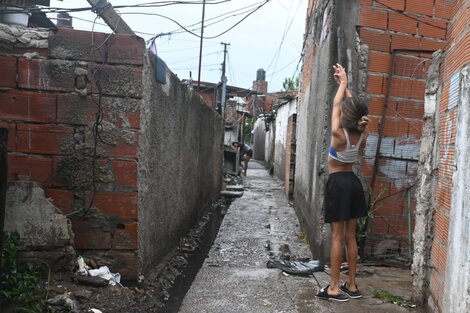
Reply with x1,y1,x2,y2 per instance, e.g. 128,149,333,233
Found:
332,64,348,137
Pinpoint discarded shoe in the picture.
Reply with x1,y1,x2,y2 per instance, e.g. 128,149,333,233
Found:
340,281,362,299
316,285,349,302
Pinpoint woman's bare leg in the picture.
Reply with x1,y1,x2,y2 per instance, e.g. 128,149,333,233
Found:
329,221,344,295
345,219,359,291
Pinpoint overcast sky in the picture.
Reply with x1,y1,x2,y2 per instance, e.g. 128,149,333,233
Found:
48,0,308,92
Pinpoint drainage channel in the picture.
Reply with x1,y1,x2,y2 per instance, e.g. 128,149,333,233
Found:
158,199,229,313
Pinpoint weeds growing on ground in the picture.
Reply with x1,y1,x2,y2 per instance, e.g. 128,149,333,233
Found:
1,231,49,313
372,288,407,306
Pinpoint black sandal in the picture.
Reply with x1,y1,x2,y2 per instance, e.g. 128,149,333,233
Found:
340,282,363,299
316,285,349,302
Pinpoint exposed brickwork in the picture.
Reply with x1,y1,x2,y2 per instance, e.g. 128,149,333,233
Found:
358,0,454,260
0,27,145,279
425,0,468,309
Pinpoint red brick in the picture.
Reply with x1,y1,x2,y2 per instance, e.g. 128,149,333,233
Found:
17,124,74,155
419,18,447,39
389,11,418,34
434,0,457,19
56,94,96,125
420,38,447,51
0,121,16,151
73,220,112,250
389,77,425,99
391,99,424,118
375,0,405,10
113,222,138,250
360,0,373,5
382,118,413,137
8,155,54,184
105,133,139,158
368,96,386,116
112,160,137,189
367,116,381,133
434,209,449,243
374,195,405,216
359,6,388,29
367,74,385,94
0,91,56,123
0,56,17,88
49,28,107,62
393,54,430,79
391,33,421,50
18,58,75,92
44,189,75,214
405,0,434,16
360,29,391,52
107,35,145,65
368,52,392,73
89,192,138,221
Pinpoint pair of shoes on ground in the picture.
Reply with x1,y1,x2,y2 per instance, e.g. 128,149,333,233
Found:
316,282,362,302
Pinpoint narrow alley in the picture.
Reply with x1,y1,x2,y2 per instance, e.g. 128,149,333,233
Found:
178,161,418,313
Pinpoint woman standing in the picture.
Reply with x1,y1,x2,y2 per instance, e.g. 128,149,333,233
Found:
316,64,369,302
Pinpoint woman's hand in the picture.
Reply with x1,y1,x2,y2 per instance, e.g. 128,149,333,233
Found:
358,116,370,131
333,63,347,85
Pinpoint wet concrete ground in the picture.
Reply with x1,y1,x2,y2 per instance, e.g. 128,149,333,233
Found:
178,161,422,313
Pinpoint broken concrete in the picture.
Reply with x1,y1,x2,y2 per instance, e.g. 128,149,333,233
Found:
4,181,75,271
412,50,443,304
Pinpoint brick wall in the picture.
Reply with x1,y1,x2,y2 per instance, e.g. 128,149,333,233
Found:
358,0,454,258
0,27,144,278
429,0,468,311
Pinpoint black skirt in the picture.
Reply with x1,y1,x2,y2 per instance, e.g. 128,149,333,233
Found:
324,172,367,223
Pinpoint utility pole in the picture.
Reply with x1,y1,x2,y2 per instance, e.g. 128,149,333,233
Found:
86,0,135,35
197,0,206,91
220,42,230,116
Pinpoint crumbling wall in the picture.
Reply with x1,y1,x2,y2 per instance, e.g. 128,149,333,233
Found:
4,181,75,271
412,50,443,305
295,0,361,261
0,25,144,279
139,51,223,276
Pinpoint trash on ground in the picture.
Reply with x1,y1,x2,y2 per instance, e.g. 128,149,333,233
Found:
266,259,323,275
75,256,122,286
221,190,244,198
88,266,121,286
77,256,89,275
226,184,244,191
88,309,103,313
73,275,109,287
47,293,78,313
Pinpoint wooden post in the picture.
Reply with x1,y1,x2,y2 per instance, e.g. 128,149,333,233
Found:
86,0,135,35
0,128,8,257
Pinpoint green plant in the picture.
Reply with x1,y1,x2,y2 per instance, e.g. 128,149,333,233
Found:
372,289,407,306
356,185,388,258
1,231,48,313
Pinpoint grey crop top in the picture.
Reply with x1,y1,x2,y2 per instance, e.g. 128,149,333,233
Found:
328,129,364,163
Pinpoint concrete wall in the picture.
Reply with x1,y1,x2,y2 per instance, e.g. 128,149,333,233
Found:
273,99,297,181
296,0,361,261
4,182,75,271
139,51,223,276
253,118,266,160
